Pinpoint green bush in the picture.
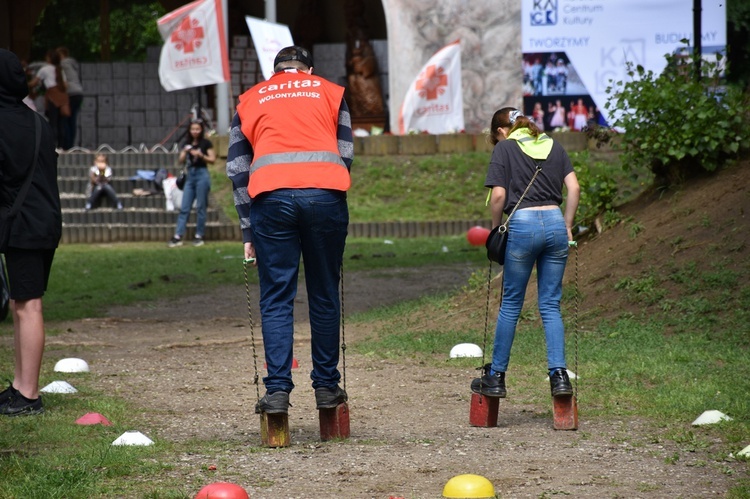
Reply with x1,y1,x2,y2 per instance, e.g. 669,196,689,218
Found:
569,151,621,229
605,46,750,186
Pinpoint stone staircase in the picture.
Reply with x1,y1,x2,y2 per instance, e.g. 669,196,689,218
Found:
58,150,240,244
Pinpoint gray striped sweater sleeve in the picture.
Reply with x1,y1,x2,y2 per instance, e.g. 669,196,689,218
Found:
226,112,254,243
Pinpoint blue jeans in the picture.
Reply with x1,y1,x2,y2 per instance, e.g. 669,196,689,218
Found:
175,166,211,238
88,184,120,208
250,189,349,393
491,209,569,373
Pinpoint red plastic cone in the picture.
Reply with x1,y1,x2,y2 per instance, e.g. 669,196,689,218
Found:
75,412,113,426
194,482,249,499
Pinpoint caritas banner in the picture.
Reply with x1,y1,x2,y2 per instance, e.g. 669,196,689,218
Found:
157,0,230,92
245,16,294,81
399,40,464,135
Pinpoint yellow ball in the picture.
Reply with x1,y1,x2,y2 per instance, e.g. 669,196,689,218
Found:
442,474,496,498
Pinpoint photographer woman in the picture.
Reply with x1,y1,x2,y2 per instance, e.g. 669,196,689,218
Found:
168,119,216,247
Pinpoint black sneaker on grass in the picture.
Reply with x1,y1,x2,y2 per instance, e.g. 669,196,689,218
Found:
470,363,507,398
315,386,348,409
0,393,44,417
254,391,290,415
0,383,18,406
168,236,183,248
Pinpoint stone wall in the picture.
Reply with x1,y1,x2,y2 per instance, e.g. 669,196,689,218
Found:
76,51,206,150
210,132,591,158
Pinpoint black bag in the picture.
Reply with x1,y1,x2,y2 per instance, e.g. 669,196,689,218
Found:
486,225,509,264
0,256,9,322
176,169,187,190
0,113,41,253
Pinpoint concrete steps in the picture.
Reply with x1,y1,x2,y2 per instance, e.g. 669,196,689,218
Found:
59,151,240,244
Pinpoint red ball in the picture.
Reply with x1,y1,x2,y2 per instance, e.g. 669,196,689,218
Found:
194,482,249,499
466,226,490,246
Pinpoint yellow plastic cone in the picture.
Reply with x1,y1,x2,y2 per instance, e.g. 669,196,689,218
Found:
442,474,495,498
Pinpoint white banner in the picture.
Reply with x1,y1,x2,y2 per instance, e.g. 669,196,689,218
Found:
398,40,464,135
521,0,726,128
245,16,294,81
157,0,230,92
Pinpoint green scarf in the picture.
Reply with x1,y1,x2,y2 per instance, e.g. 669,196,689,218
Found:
508,128,553,160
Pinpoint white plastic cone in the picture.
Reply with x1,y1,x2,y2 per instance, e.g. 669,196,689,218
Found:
691,410,732,426
112,430,154,446
54,358,90,373
40,381,78,394
449,343,482,358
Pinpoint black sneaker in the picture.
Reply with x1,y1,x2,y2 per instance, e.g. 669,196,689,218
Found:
192,236,204,247
255,391,290,415
168,236,183,248
0,383,17,406
315,386,348,409
470,364,506,398
0,393,44,417
549,368,573,397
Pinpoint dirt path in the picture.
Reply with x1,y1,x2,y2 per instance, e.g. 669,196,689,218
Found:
37,263,743,499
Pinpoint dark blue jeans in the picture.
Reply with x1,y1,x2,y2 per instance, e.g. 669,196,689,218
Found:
62,94,83,150
250,188,348,393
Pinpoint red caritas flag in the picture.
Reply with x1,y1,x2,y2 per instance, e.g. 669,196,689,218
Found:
157,0,230,91
399,40,464,135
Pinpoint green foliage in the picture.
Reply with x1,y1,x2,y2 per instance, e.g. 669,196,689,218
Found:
727,0,750,86
570,152,620,227
606,46,750,186
567,150,650,229
31,0,165,62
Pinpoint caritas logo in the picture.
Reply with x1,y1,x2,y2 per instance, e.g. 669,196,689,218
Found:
415,64,448,100
171,15,205,53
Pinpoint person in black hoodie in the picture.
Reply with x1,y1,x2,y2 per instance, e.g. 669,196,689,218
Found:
0,49,62,416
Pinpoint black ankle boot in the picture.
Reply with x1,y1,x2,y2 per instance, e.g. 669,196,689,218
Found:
470,364,506,398
549,368,573,397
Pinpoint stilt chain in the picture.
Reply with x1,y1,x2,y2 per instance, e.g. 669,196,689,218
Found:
340,263,347,392
244,260,261,403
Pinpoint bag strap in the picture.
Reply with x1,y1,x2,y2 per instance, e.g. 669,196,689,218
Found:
6,113,42,218
500,162,543,230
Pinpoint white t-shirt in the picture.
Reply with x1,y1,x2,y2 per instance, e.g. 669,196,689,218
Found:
36,63,59,89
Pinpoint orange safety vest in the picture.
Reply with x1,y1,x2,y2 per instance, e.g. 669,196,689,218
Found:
236,71,350,198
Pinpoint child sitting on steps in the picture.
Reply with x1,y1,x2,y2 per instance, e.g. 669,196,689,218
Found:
85,153,123,210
